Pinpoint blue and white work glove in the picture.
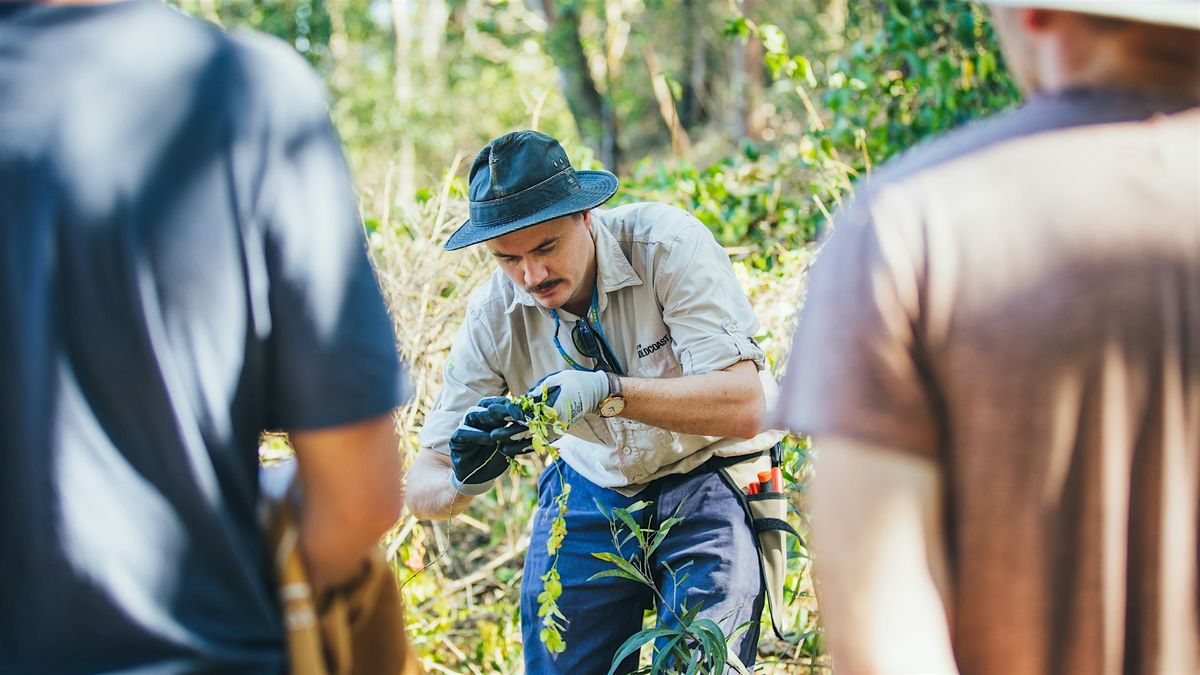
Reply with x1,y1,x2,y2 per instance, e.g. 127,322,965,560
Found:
527,370,609,429
448,396,532,495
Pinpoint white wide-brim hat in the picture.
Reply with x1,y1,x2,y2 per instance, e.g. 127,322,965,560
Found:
981,1,1200,30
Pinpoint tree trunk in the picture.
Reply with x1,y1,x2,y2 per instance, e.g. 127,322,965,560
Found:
326,0,352,94
730,29,746,138
643,44,692,157
730,0,765,141
745,4,766,140
603,0,629,81
421,0,450,62
391,0,416,205
539,0,621,169
680,0,709,129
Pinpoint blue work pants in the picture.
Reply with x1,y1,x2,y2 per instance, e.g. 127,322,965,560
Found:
520,459,764,674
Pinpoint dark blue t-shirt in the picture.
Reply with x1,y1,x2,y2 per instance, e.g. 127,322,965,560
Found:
0,2,408,671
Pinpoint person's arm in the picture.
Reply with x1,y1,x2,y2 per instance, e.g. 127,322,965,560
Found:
619,359,763,438
639,214,770,438
290,413,404,592
404,447,477,521
810,434,957,674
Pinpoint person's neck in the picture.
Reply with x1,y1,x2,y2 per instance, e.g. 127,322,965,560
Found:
561,245,598,318
1044,64,1200,104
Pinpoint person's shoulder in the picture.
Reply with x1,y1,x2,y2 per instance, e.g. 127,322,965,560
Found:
865,92,1183,195
868,103,1043,188
222,29,328,110
465,268,518,319
114,8,328,121
106,1,216,37
123,6,312,84
840,103,1065,233
596,202,707,246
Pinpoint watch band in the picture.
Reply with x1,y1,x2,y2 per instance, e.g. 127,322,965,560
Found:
605,371,623,399
599,371,626,418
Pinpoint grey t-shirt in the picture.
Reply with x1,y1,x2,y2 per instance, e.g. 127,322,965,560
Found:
0,2,407,672
775,91,1200,672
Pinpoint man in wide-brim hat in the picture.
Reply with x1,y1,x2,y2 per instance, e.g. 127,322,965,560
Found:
406,130,785,672
772,1,1199,673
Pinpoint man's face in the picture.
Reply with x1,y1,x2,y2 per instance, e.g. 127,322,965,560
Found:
485,211,595,311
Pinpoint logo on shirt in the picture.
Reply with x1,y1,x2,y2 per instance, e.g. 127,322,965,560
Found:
636,334,671,359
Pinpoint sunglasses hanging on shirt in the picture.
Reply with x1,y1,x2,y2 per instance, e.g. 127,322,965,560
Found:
550,285,625,376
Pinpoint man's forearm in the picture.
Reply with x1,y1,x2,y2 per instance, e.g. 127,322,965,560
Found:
291,414,405,592
300,499,395,591
405,448,478,521
811,435,958,673
619,360,765,438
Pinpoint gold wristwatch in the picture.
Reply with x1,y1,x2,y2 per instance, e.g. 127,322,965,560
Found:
598,371,625,418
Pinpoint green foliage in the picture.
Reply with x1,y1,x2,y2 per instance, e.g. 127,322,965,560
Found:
173,0,580,192
536,566,568,654
616,149,820,249
517,390,566,457
614,0,1020,253
173,0,1019,256
511,392,572,653
812,0,1020,161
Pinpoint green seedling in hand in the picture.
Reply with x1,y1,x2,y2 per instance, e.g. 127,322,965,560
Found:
511,389,572,653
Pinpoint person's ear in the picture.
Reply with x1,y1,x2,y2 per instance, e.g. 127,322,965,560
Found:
580,209,592,231
1023,8,1057,32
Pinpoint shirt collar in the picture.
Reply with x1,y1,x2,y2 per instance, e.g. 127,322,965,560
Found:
504,212,643,315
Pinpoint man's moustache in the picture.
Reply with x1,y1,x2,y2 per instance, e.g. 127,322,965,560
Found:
527,280,561,294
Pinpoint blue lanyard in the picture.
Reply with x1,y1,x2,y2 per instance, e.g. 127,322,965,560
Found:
550,284,624,374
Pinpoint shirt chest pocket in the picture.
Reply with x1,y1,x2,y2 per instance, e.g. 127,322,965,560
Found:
627,330,681,378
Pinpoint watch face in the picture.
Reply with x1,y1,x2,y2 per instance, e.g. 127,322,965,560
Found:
599,397,625,418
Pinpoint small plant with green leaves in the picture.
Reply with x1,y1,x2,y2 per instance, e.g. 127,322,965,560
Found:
517,391,567,457
511,391,572,653
591,500,751,675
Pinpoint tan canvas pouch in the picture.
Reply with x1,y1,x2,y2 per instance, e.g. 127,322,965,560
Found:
260,462,424,675
713,449,799,641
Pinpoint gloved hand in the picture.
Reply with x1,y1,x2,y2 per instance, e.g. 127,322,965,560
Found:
527,370,610,428
448,396,532,493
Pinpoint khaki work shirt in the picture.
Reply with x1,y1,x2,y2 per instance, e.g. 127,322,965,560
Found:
421,202,783,495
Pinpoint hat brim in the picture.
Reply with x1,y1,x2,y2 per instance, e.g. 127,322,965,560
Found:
444,170,619,251
979,1,1200,30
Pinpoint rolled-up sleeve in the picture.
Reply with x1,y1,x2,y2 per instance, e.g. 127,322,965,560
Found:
654,222,765,375
419,303,508,456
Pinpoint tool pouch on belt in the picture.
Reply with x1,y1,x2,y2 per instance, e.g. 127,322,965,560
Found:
260,461,424,675
713,446,801,641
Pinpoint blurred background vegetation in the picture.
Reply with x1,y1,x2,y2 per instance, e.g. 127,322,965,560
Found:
180,0,1019,671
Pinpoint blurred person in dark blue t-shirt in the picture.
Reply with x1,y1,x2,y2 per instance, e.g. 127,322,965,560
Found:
0,1,411,671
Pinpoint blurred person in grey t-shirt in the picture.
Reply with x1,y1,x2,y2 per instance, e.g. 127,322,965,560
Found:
772,1,1199,672
0,1,410,671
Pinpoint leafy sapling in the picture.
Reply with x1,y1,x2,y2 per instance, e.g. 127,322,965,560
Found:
591,500,751,675
510,390,572,653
